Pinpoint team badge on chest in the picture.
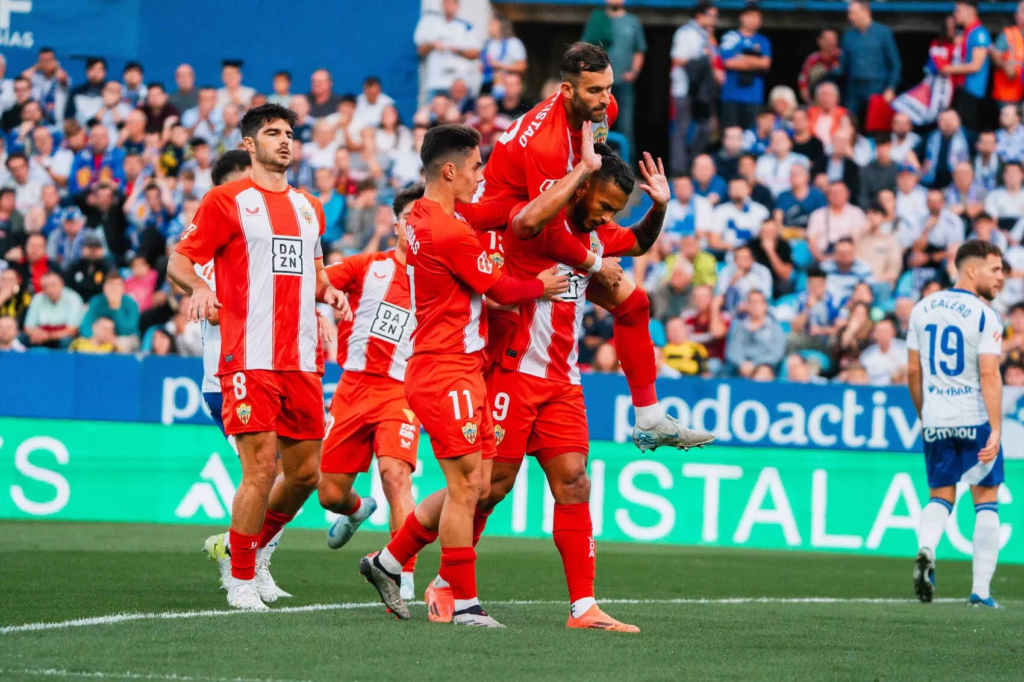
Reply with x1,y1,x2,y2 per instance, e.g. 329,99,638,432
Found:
299,205,315,226
461,421,478,444
236,403,252,425
590,232,601,254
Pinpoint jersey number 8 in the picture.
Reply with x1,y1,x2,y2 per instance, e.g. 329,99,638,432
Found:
924,324,965,376
232,372,247,399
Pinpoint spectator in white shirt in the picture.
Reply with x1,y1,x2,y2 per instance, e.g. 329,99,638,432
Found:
0,54,15,116
711,177,770,250
374,105,413,162
181,87,223,146
889,112,921,166
665,175,714,243
414,0,483,100
859,317,907,385
4,152,46,213
304,120,340,170
820,237,873,303
898,188,965,250
895,165,928,231
988,162,1024,235
755,129,810,198
716,243,774,314
806,181,868,261
216,59,255,111
352,76,396,134
480,13,528,98
268,71,292,107
669,1,718,176
29,126,70,188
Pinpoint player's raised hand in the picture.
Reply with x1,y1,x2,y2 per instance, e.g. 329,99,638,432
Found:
189,286,221,323
323,287,353,321
594,257,624,290
979,429,1001,463
537,266,570,300
580,121,603,174
638,152,670,207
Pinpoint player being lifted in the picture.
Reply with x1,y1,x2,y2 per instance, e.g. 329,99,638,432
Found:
168,104,350,611
359,124,569,627
479,41,713,451
907,240,1006,608
317,184,425,601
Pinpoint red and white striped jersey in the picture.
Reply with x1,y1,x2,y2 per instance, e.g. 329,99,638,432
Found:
501,218,636,384
405,197,502,356
326,251,413,382
175,177,326,376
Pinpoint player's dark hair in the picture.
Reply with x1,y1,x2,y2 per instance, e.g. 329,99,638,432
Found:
211,149,252,186
240,103,298,140
591,143,634,195
560,42,611,85
420,124,481,180
393,183,425,218
955,239,1003,270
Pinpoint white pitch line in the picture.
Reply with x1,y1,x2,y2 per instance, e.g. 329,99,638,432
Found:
0,597,968,636
0,669,311,682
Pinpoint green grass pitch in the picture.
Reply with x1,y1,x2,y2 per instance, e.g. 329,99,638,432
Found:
2,520,1023,681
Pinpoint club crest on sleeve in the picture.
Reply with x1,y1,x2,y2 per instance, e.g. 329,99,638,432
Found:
494,425,505,446
489,252,505,269
461,421,478,444
236,403,252,426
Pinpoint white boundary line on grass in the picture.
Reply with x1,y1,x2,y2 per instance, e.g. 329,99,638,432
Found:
0,597,967,636
0,670,310,682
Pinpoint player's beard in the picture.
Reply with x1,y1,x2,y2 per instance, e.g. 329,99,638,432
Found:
570,91,606,124
254,140,290,174
570,201,596,232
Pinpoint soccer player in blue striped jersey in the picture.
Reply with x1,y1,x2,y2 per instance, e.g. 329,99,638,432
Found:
906,239,1006,608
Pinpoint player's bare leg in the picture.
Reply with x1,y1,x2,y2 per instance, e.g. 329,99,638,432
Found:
915,485,955,603
320,472,378,550
378,457,418,598
588,279,714,452
969,484,1001,607
542,452,639,633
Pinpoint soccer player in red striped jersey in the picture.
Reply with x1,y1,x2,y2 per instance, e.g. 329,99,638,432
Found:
168,104,351,611
358,124,569,627
317,184,425,600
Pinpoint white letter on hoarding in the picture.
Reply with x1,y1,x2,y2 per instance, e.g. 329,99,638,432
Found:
692,383,732,442
733,467,801,546
161,376,201,425
888,407,921,450
731,400,770,442
10,436,70,516
590,458,605,537
811,469,863,549
768,403,809,446
866,472,922,549
841,390,866,447
682,463,743,542
807,404,842,446
868,392,889,448
615,460,676,541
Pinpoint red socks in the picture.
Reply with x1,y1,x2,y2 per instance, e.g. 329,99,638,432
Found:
611,288,658,407
229,529,260,581
440,546,478,600
339,493,362,517
552,503,596,603
390,531,418,573
258,509,294,548
472,507,492,547
386,512,439,566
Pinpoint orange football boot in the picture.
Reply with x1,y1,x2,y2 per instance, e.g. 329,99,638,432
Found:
425,581,454,623
566,605,640,633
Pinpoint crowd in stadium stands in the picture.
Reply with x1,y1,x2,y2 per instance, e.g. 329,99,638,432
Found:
5,0,1024,391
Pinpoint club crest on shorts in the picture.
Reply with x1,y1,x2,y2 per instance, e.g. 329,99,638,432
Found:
494,425,505,446
236,403,252,425
461,421,478,444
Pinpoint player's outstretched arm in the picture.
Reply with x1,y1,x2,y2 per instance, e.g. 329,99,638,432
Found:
978,353,1003,462
624,153,669,256
167,251,221,323
485,269,569,305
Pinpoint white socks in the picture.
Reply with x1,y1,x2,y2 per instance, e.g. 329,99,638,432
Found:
454,597,480,612
634,404,664,430
972,504,1000,600
378,548,403,575
917,498,952,552
570,597,597,618
262,529,283,559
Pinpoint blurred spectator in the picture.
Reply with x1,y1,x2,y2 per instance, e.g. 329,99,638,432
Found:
217,60,254,110
354,76,396,133
579,305,614,366
784,353,826,383
314,168,345,248
181,87,223,146
582,0,647,153
791,266,841,350
343,180,379,252
140,82,179,134
214,104,242,156
737,154,775,211
717,243,772,313
0,77,32,132
79,183,130,265
662,317,708,375
820,129,860,201
1005,361,1024,385
69,315,117,354
481,12,527,98
969,213,1008,252
125,256,158,312
942,0,990,132
921,109,969,189
987,163,1024,233
806,181,867,261
0,268,30,323
287,139,313,190
23,270,83,348
170,64,198,112
899,188,965,254
752,364,776,381
24,47,70,126
682,284,729,362
80,271,140,352
0,185,23,237
48,207,106,268
821,238,873,302
768,86,798,124
741,108,776,157
860,316,908,385
591,341,620,373
896,166,928,228
836,301,875,368
308,68,344,120
467,95,510,162
164,292,202,356
755,129,809,198
775,162,827,238
65,57,106,125
670,1,718,175
894,296,915,337
665,176,712,240
725,289,785,377
121,61,147,108
859,134,898,207
415,0,481,100
496,72,532,119
798,29,841,103
719,3,771,130
448,78,476,117
8,98,44,154
889,113,921,166
305,120,340,170
651,256,693,323
364,205,398,254
12,233,54,295
5,152,45,212
0,313,23,351
1002,302,1024,361
31,126,71,189
944,161,985,225
836,362,870,384
715,126,744,181
125,181,176,261
747,218,794,297
996,104,1024,164
290,94,313,144
991,3,1024,110
268,71,293,108
65,233,111,301
150,327,177,356
857,202,903,289
69,123,125,195
692,154,726,205
183,139,214,195
790,108,826,176
375,105,413,165
711,177,770,250
0,54,15,115
836,0,901,121
808,82,847,149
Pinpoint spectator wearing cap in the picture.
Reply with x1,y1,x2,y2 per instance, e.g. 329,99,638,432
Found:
65,57,106,125
0,76,33,132
415,0,482,101
834,0,901,123
755,130,810,198
121,61,147,108
747,218,794,298
718,2,771,131
353,76,396,133
941,0,990,132
69,315,118,354
725,289,785,378
181,87,224,146
23,270,83,348
4,152,46,213
307,68,343,119
775,162,827,238
858,134,898,208
170,64,198,113
860,317,908,386
920,110,970,189
23,47,70,126
806,181,867,262
985,162,1024,233
80,270,140,352
0,313,24,351
857,202,903,290
798,30,841,104
64,232,112,301
47,206,106,267
710,177,770,251
68,123,125,195
716,243,773,314
268,71,293,107
217,60,254,110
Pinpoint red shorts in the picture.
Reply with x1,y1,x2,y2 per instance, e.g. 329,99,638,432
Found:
486,366,589,465
405,353,496,460
484,308,518,376
219,370,325,440
321,371,420,474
